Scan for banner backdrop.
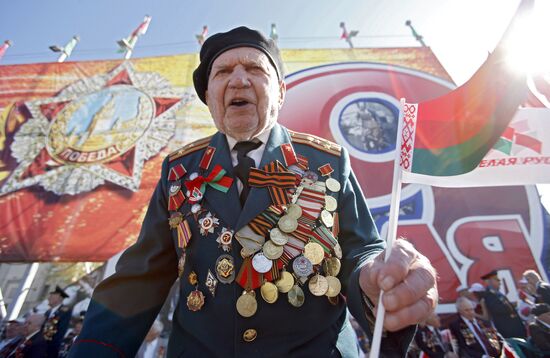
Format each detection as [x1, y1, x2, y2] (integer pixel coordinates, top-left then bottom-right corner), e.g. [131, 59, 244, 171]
[0, 48, 548, 311]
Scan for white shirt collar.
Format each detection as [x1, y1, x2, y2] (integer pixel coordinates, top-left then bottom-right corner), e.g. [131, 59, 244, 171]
[226, 127, 272, 152]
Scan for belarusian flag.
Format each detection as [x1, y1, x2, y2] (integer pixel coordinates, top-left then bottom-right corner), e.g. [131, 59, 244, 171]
[399, 0, 534, 186]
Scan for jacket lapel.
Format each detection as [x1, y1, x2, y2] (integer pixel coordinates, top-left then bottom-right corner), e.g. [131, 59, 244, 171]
[203, 132, 241, 228]
[235, 124, 291, 231]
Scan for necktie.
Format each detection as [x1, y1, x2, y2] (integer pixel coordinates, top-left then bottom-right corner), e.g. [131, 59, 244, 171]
[233, 141, 262, 206]
[471, 320, 499, 357]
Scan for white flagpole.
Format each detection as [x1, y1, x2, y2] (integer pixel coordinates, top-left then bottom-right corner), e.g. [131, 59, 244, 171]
[6, 263, 40, 320]
[369, 98, 406, 357]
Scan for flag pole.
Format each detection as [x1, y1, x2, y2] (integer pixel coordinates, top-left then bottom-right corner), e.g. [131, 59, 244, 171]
[369, 98, 406, 356]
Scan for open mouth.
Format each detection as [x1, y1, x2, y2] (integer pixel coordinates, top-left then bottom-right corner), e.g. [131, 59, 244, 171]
[229, 99, 251, 107]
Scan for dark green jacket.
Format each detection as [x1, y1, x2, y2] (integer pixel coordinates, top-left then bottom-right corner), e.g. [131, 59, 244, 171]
[70, 124, 414, 357]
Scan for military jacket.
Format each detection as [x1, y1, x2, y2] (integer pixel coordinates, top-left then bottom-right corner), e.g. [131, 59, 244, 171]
[484, 288, 526, 338]
[70, 124, 414, 357]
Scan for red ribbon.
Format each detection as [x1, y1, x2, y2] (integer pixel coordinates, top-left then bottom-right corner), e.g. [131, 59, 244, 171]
[184, 165, 233, 203]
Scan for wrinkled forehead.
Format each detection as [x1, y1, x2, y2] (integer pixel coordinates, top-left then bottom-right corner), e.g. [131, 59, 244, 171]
[209, 47, 277, 76]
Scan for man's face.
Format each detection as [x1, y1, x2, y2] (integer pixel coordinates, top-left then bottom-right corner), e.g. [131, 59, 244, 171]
[458, 301, 476, 320]
[5, 322, 24, 338]
[48, 292, 63, 307]
[487, 276, 500, 290]
[205, 47, 285, 141]
[24, 315, 44, 335]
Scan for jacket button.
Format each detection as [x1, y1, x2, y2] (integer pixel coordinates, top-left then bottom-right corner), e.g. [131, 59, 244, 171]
[243, 328, 257, 342]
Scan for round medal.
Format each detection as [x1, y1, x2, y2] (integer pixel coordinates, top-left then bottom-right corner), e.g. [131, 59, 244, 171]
[270, 228, 289, 246]
[186, 289, 205, 311]
[324, 196, 337, 212]
[324, 257, 341, 276]
[235, 225, 265, 255]
[308, 274, 329, 296]
[275, 271, 295, 293]
[325, 276, 342, 297]
[252, 252, 273, 273]
[169, 182, 181, 196]
[325, 178, 341, 192]
[303, 242, 325, 265]
[236, 291, 257, 317]
[288, 285, 305, 308]
[262, 240, 283, 260]
[320, 210, 334, 228]
[260, 282, 279, 304]
[218, 229, 233, 245]
[292, 255, 313, 277]
[191, 204, 202, 214]
[333, 243, 343, 259]
[278, 215, 298, 233]
[215, 254, 235, 284]
[286, 204, 302, 219]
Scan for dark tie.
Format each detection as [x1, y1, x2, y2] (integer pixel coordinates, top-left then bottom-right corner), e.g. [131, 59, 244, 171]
[471, 320, 499, 357]
[233, 141, 262, 206]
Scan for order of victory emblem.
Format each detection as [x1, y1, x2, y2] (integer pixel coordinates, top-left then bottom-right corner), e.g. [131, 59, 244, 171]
[1, 62, 194, 195]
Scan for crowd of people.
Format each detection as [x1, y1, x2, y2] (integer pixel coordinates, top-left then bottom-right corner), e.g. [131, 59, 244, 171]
[0, 268, 547, 357]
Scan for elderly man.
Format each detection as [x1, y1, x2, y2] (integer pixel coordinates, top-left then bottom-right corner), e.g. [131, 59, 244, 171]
[449, 297, 503, 358]
[69, 26, 437, 357]
[42, 285, 72, 357]
[523, 269, 550, 305]
[414, 312, 457, 358]
[9, 314, 47, 358]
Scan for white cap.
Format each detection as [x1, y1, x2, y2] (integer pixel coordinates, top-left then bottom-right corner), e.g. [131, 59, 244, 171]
[469, 283, 485, 293]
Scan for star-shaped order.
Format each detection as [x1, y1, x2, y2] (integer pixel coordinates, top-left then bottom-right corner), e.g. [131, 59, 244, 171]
[1, 62, 195, 195]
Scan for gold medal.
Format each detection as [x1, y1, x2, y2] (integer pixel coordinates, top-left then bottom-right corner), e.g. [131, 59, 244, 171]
[288, 284, 305, 307]
[187, 289, 205, 311]
[270, 228, 289, 246]
[236, 291, 257, 317]
[263, 240, 284, 260]
[275, 271, 295, 293]
[260, 281, 279, 303]
[324, 196, 337, 212]
[278, 215, 298, 233]
[308, 274, 329, 296]
[324, 257, 341, 276]
[325, 276, 342, 297]
[286, 204, 302, 219]
[320, 210, 334, 228]
[188, 271, 198, 286]
[303, 242, 325, 265]
[215, 254, 235, 284]
[325, 178, 341, 192]
[333, 242, 343, 259]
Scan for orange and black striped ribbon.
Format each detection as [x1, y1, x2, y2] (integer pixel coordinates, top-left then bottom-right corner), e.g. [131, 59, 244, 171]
[248, 165, 296, 206]
[249, 210, 280, 236]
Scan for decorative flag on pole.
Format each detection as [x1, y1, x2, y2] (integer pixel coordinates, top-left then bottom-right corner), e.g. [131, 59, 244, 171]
[339, 22, 358, 49]
[0, 40, 12, 62]
[196, 25, 208, 46]
[117, 15, 152, 59]
[49, 35, 80, 63]
[270, 23, 278, 43]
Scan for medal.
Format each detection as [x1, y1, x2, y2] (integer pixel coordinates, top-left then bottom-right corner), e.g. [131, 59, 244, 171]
[278, 215, 298, 233]
[236, 290, 257, 318]
[260, 281, 279, 304]
[216, 228, 234, 252]
[205, 269, 218, 297]
[252, 252, 273, 273]
[333, 243, 343, 259]
[198, 212, 219, 236]
[269, 228, 289, 246]
[323, 257, 341, 276]
[303, 242, 325, 265]
[308, 274, 329, 296]
[235, 225, 265, 257]
[325, 178, 341, 193]
[286, 203, 302, 219]
[292, 255, 313, 277]
[169, 212, 183, 228]
[262, 240, 284, 260]
[320, 210, 334, 228]
[190, 203, 205, 221]
[215, 254, 235, 284]
[169, 182, 181, 196]
[275, 271, 295, 293]
[324, 196, 337, 212]
[288, 285, 305, 308]
[177, 251, 186, 278]
[186, 289, 205, 312]
[303, 170, 318, 183]
[188, 271, 198, 286]
[325, 276, 341, 297]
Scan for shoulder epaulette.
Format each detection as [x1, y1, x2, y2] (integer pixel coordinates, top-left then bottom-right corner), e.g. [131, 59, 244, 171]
[289, 130, 341, 157]
[169, 135, 213, 162]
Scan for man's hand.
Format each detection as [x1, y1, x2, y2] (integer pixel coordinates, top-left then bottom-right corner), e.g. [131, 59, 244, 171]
[359, 238, 438, 331]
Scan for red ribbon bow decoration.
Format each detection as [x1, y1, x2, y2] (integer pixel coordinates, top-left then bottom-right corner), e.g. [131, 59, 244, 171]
[184, 165, 233, 204]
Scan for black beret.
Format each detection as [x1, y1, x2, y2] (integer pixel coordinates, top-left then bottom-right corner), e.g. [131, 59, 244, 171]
[193, 26, 284, 104]
[480, 270, 499, 280]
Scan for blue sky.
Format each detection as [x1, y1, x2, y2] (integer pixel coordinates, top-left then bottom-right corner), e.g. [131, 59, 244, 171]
[0, 0, 523, 84]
